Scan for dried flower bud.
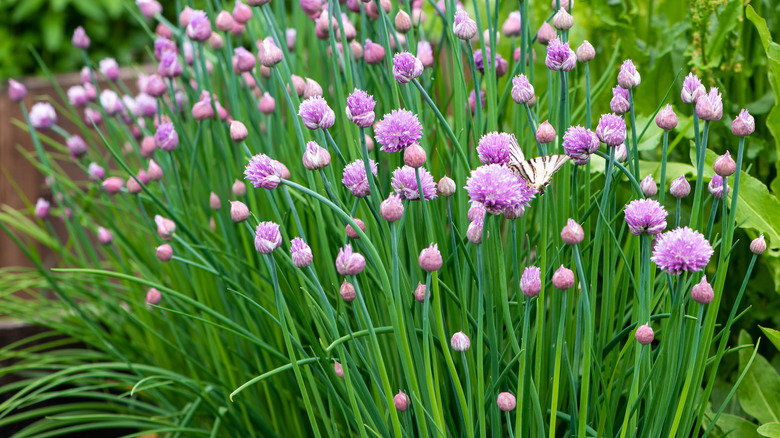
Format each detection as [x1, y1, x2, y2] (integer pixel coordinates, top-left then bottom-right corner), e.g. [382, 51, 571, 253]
[437, 176, 456, 197]
[414, 282, 428, 302]
[340, 280, 356, 302]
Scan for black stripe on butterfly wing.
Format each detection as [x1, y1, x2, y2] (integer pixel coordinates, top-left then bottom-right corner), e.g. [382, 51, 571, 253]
[522, 155, 570, 192]
[507, 134, 525, 166]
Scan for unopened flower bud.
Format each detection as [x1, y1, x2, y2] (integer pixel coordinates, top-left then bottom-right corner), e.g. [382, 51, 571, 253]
[290, 237, 313, 268]
[437, 176, 456, 197]
[147, 160, 163, 181]
[731, 109, 755, 137]
[640, 174, 657, 197]
[450, 331, 471, 351]
[496, 392, 517, 412]
[560, 218, 583, 245]
[233, 179, 246, 197]
[414, 282, 428, 302]
[156, 244, 173, 261]
[380, 194, 404, 222]
[230, 201, 250, 222]
[302, 141, 331, 170]
[395, 10, 412, 34]
[635, 323, 654, 345]
[404, 143, 427, 168]
[670, 175, 690, 199]
[333, 360, 344, 378]
[713, 151, 736, 177]
[655, 104, 678, 131]
[691, 276, 713, 304]
[346, 218, 366, 239]
[536, 121, 556, 144]
[340, 280, 356, 302]
[576, 40, 595, 63]
[750, 235, 766, 255]
[537, 22, 556, 45]
[102, 177, 124, 194]
[8, 79, 27, 102]
[467, 219, 483, 244]
[230, 120, 248, 142]
[394, 392, 409, 411]
[364, 39, 386, 65]
[552, 8, 573, 30]
[552, 265, 574, 290]
[146, 288, 162, 306]
[419, 243, 442, 272]
[209, 192, 221, 210]
[155, 214, 176, 240]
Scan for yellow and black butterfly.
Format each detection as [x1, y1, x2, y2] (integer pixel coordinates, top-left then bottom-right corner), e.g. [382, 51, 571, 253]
[506, 135, 570, 195]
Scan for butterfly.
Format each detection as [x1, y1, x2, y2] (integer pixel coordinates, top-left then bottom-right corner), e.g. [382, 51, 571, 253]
[507, 135, 570, 195]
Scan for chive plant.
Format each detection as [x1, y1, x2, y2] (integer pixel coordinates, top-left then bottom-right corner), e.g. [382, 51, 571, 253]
[0, 0, 766, 437]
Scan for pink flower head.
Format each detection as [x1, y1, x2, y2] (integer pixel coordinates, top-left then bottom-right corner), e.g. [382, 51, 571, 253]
[497, 392, 517, 412]
[342, 159, 378, 198]
[72, 26, 90, 49]
[391, 165, 437, 200]
[99, 58, 120, 81]
[453, 10, 477, 40]
[336, 244, 366, 275]
[450, 332, 471, 351]
[88, 162, 105, 180]
[681, 73, 705, 104]
[380, 193, 404, 222]
[477, 132, 516, 165]
[708, 175, 729, 200]
[245, 154, 284, 189]
[34, 198, 50, 219]
[136, 0, 163, 18]
[511, 74, 534, 104]
[473, 48, 504, 74]
[465, 164, 535, 214]
[67, 85, 88, 107]
[290, 237, 313, 268]
[364, 39, 386, 64]
[8, 79, 27, 102]
[258, 38, 283, 67]
[562, 126, 600, 164]
[750, 235, 766, 255]
[635, 324, 654, 345]
[691, 276, 714, 304]
[254, 221, 282, 254]
[298, 96, 335, 130]
[419, 243, 442, 272]
[596, 113, 626, 147]
[417, 41, 434, 68]
[552, 265, 575, 290]
[502, 11, 522, 37]
[392, 52, 424, 84]
[640, 174, 658, 197]
[146, 288, 162, 306]
[233, 47, 256, 73]
[670, 175, 691, 199]
[520, 266, 542, 298]
[154, 37, 177, 61]
[651, 227, 714, 275]
[610, 86, 630, 115]
[345, 89, 376, 128]
[695, 87, 723, 121]
[233, 1, 253, 24]
[158, 52, 183, 78]
[66, 136, 88, 159]
[186, 10, 212, 41]
[731, 109, 755, 137]
[545, 38, 576, 72]
[29, 103, 57, 130]
[97, 227, 113, 245]
[394, 391, 410, 411]
[617, 59, 641, 89]
[624, 199, 667, 236]
[375, 109, 423, 153]
[154, 123, 179, 151]
[154, 215, 176, 240]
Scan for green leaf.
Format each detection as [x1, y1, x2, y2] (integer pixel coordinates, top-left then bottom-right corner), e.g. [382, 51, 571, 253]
[704, 402, 763, 438]
[758, 423, 780, 438]
[759, 326, 780, 353]
[40, 13, 64, 52]
[738, 331, 780, 424]
[705, 0, 743, 69]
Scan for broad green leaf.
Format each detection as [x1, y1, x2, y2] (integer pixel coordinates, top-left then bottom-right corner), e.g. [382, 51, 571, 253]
[704, 402, 763, 438]
[738, 331, 780, 424]
[637, 114, 664, 152]
[759, 326, 780, 353]
[758, 423, 780, 438]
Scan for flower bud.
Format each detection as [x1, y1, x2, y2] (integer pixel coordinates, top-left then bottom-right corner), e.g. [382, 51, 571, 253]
[345, 218, 366, 239]
[209, 192, 221, 210]
[502, 11, 522, 37]
[614, 144, 628, 163]
[216, 10, 234, 31]
[403, 143, 427, 168]
[146, 288, 162, 306]
[289, 75, 306, 97]
[520, 266, 541, 298]
[635, 323, 654, 345]
[156, 244, 173, 261]
[708, 175, 728, 200]
[552, 265, 574, 290]
[496, 392, 517, 412]
[467, 219, 484, 244]
[229, 201, 250, 222]
[364, 39, 386, 65]
[8, 79, 27, 102]
[418, 243, 442, 272]
[336, 244, 365, 276]
[126, 177, 142, 194]
[146, 159, 163, 181]
[394, 391, 410, 411]
[102, 177, 124, 194]
[34, 198, 50, 219]
[414, 282, 428, 302]
[395, 10, 412, 34]
[450, 331, 471, 351]
[713, 151, 736, 177]
[731, 109, 755, 137]
[333, 360, 344, 378]
[335, 280, 356, 303]
[670, 175, 690, 199]
[437, 176, 456, 197]
[230, 120, 248, 142]
[750, 235, 766, 255]
[96, 227, 113, 244]
[691, 276, 713, 304]
[560, 218, 584, 245]
[511, 74, 534, 104]
[72, 26, 90, 49]
[537, 22, 556, 45]
[233, 179, 247, 197]
[640, 174, 657, 197]
[655, 104, 678, 131]
[258, 38, 283, 67]
[552, 8, 573, 31]
[536, 121, 556, 144]
[302, 141, 331, 170]
[380, 194, 404, 222]
[576, 40, 595, 63]
[155, 214, 176, 240]
[290, 237, 313, 268]
[258, 92, 276, 114]
[617, 59, 641, 89]
[233, 2, 253, 23]
[453, 10, 478, 41]
[303, 78, 323, 100]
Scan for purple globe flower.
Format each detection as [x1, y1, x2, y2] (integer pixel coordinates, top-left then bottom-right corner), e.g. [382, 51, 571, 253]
[245, 153, 284, 189]
[562, 126, 600, 165]
[158, 52, 183, 78]
[392, 52, 424, 84]
[731, 109, 755, 137]
[545, 38, 576, 72]
[298, 96, 335, 130]
[473, 48, 504, 74]
[617, 59, 641, 89]
[186, 10, 212, 41]
[72, 26, 90, 49]
[66, 136, 88, 159]
[29, 103, 57, 130]
[465, 164, 535, 215]
[511, 74, 534, 104]
[520, 266, 541, 298]
[695, 87, 723, 121]
[154, 37, 177, 61]
[233, 47, 256, 73]
[477, 132, 516, 165]
[391, 166, 437, 200]
[342, 159, 378, 198]
[624, 199, 668, 236]
[708, 175, 729, 200]
[596, 113, 627, 147]
[681, 73, 705, 104]
[375, 109, 423, 153]
[651, 227, 714, 275]
[610, 86, 630, 115]
[453, 9, 477, 40]
[67, 85, 88, 107]
[290, 237, 313, 268]
[345, 89, 376, 128]
[254, 221, 282, 254]
[336, 244, 366, 276]
[154, 123, 179, 151]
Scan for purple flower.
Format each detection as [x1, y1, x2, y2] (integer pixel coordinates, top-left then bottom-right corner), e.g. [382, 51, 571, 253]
[453, 10, 477, 40]
[610, 86, 630, 115]
[511, 74, 534, 104]
[158, 52, 183, 78]
[731, 109, 755, 137]
[562, 126, 600, 164]
[72, 26, 90, 49]
[391, 166, 437, 200]
[245, 154, 284, 189]
[651, 227, 714, 275]
[656, 104, 678, 131]
[473, 48, 504, 74]
[137, 0, 162, 18]
[66, 136, 88, 159]
[465, 164, 535, 215]
[393, 52, 424, 84]
[520, 266, 541, 298]
[417, 41, 434, 68]
[298, 96, 336, 130]
[345, 89, 376, 128]
[154, 37, 177, 61]
[708, 175, 729, 200]
[477, 132, 515, 165]
[624, 199, 668, 236]
[233, 47, 256, 73]
[134, 93, 157, 117]
[186, 10, 212, 41]
[681, 73, 705, 104]
[302, 141, 331, 170]
[336, 244, 366, 276]
[67, 86, 88, 107]
[99, 58, 120, 81]
[469, 90, 486, 114]
[545, 38, 576, 72]
[596, 113, 626, 147]
[88, 162, 105, 180]
[290, 237, 313, 268]
[695, 87, 723, 121]
[154, 123, 179, 151]
[342, 159, 378, 198]
[375, 109, 423, 153]
[29, 103, 57, 130]
[617, 59, 641, 89]
[34, 198, 50, 219]
[254, 221, 282, 254]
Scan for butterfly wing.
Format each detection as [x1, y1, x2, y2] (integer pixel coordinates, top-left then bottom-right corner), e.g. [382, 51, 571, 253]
[506, 134, 528, 178]
[517, 155, 570, 195]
